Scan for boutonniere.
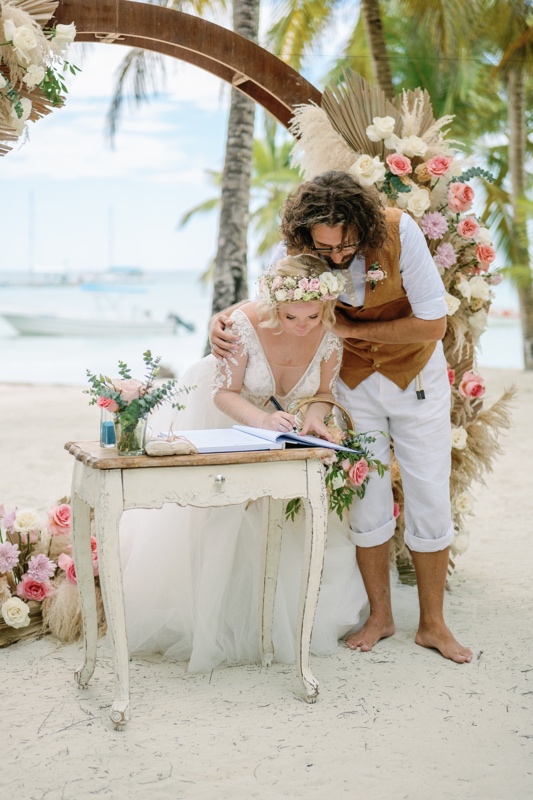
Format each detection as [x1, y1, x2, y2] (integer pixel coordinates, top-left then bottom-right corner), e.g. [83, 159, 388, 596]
[366, 261, 387, 291]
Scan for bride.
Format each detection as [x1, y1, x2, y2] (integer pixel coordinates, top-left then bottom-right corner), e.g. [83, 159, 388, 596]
[119, 255, 370, 672]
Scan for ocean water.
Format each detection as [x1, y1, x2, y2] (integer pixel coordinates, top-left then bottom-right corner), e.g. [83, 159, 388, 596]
[0, 271, 524, 385]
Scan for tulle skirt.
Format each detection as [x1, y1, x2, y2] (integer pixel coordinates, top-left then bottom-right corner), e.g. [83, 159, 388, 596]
[119, 356, 370, 672]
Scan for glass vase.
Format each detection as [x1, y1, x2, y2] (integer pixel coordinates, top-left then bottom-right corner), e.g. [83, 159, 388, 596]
[113, 414, 148, 456]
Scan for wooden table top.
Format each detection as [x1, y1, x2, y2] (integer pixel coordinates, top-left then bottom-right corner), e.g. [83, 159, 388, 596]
[65, 441, 331, 470]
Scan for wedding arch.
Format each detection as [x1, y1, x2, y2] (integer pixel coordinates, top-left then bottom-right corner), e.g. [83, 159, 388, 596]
[53, 0, 321, 127]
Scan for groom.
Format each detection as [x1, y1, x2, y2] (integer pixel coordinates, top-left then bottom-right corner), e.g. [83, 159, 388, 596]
[211, 170, 472, 664]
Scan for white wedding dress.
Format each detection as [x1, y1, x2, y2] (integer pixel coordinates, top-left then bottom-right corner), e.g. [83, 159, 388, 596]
[119, 310, 369, 673]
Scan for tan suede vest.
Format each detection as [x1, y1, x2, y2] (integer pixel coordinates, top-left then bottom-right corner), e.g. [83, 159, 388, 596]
[338, 208, 437, 390]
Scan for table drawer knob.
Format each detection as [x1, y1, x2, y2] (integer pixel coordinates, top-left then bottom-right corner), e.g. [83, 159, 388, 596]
[214, 474, 226, 485]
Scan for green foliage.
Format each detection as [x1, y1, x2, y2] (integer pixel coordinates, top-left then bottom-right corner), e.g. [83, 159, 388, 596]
[381, 172, 412, 201]
[450, 167, 495, 184]
[285, 431, 386, 522]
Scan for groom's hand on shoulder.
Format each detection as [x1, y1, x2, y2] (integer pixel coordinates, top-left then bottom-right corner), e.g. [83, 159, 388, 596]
[209, 314, 239, 359]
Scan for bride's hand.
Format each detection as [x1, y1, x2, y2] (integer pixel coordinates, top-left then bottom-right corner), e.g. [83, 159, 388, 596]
[299, 409, 334, 442]
[262, 411, 296, 433]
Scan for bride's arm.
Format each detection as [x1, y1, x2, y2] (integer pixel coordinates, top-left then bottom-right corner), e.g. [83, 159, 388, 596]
[299, 338, 342, 441]
[213, 344, 296, 431]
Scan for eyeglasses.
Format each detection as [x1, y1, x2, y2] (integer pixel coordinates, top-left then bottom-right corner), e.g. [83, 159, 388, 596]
[310, 243, 359, 255]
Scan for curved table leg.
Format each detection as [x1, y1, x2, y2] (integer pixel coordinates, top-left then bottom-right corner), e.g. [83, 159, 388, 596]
[95, 470, 130, 731]
[70, 477, 98, 689]
[299, 461, 328, 703]
[259, 498, 284, 667]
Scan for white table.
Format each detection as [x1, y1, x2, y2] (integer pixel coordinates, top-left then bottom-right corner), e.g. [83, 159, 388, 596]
[65, 442, 329, 730]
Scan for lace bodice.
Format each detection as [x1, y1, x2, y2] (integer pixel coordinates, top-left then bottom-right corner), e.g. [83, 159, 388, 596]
[213, 308, 342, 413]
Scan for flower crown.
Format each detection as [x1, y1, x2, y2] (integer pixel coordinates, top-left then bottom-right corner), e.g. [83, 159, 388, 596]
[258, 267, 346, 306]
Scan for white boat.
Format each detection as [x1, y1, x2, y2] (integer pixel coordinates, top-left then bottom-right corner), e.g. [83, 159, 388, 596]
[0, 309, 195, 337]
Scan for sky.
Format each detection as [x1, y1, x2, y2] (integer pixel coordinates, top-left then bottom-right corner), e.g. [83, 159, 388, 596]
[0, 43, 235, 275]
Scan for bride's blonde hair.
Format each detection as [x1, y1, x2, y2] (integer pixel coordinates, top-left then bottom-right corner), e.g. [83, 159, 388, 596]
[257, 254, 339, 330]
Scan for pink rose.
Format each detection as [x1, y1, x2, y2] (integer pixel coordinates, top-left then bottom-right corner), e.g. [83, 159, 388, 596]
[458, 370, 485, 400]
[447, 364, 456, 386]
[456, 217, 480, 240]
[272, 276, 283, 290]
[368, 269, 385, 282]
[58, 553, 77, 585]
[475, 244, 496, 268]
[90, 536, 97, 552]
[112, 378, 144, 403]
[426, 155, 453, 177]
[16, 575, 54, 602]
[340, 459, 351, 471]
[97, 396, 120, 413]
[448, 183, 474, 212]
[348, 459, 369, 486]
[393, 502, 401, 519]
[47, 503, 71, 535]
[386, 153, 412, 176]
[308, 278, 321, 291]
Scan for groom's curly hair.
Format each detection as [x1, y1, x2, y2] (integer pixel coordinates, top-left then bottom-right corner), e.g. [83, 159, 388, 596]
[280, 171, 388, 254]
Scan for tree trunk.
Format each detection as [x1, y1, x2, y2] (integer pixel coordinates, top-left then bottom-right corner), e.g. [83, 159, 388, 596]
[508, 67, 533, 370]
[208, 0, 260, 326]
[360, 0, 395, 99]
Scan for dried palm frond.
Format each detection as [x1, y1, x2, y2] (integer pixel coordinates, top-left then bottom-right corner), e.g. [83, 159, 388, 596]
[14, 0, 57, 24]
[321, 70, 399, 158]
[289, 103, 356, 178]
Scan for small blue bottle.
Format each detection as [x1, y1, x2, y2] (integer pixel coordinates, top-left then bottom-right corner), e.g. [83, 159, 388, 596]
[100, 409, 116, 448]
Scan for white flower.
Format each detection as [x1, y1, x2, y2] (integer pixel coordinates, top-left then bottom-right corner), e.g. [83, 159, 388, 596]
[293, 288, 303, 300]
[405, 187, 431, 217]
[330, 472, 346, 491]
[274, 289, 288, 302]
[53, 23, 77, 50]
[3, 19, 38, 66]
[395, 135, 428, 158]
[349, 154, 386, 187]
[468, 275, 491, 302]
[10, 97, 32, 133]
[1, 597, 31, 629]
[454, 491, 474, 515]
[468, 308, 488, 337]
[366, 116, 396, 141]
[455, 278, 472, 301]
[0, 75, 7, 89]
[451, 426, 468, 450]
[12, 508, 39, 535]
[444, 292, 461, 316]
[23, 64, 45, 88]
[475, 227, 492, 245]
[452, 531, 470, 555]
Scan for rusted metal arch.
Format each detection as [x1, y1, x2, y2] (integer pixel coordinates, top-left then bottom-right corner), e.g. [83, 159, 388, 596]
[53, 0, 321, 128]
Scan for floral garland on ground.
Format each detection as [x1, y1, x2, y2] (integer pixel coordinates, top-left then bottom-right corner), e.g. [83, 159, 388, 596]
[0, 0, 77, 156]
[289, 71, 514, 571]
[0, 500, 106, 641]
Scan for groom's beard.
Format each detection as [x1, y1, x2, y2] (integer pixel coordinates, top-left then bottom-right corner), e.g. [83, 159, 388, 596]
[321, 254, 354, 271]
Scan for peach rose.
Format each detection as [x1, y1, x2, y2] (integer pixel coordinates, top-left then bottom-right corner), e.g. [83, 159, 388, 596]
[16, 576, 54, 602]
[348, 459, 369, 486]
[47, 503, 71, 535]
[448, 182, 474, 212]
[97, 396, 120, 413]
[447, 364, 456, 386]
[458, 370, 485, 400]
[475, 243, 496, 267]
[456, 217, 480, 240]
[386, 153, 412, 176]
[112, 378, 144, 403]
[426, 155, 453, 177]
[58, 553, 77, 585]
[414, 163, 431, 183]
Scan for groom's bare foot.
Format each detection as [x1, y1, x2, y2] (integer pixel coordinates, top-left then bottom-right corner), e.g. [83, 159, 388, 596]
[346, 613, 395, 652]
[415, 622, 473, 663]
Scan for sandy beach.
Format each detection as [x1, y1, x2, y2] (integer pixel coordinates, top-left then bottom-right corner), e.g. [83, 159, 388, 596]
[1, 368, 532, 799]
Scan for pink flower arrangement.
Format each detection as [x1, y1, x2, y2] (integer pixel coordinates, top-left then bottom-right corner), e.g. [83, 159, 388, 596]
[458, 371, 486, 399]
[97, 396, 120, 413]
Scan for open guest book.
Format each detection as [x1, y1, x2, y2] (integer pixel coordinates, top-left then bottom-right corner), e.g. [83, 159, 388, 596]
[160, 426, 363, 455]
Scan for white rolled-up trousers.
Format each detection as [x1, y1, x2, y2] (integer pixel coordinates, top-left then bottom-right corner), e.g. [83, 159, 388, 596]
[335, 342, 454, 553]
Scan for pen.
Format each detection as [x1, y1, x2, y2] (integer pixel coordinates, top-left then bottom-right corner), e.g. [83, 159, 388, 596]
[269, 396, 298, 432]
